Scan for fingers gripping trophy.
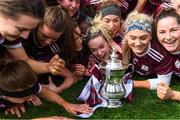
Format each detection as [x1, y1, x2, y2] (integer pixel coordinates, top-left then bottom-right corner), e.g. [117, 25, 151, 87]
[100, 48, 126, 108]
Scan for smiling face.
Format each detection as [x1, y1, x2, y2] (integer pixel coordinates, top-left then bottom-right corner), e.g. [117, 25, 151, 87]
[57, 0, 80, 17]
[125, 30, 151, 55]
[88, 36, 111, 62]
[157, 16, 180, 52]
[0, 14, 40, 41]
[102, 14, 121, 37]
[37, 24, 63, 47]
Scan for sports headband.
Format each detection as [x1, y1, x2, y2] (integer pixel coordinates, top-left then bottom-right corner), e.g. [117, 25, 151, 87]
[125, 20, 152, 34]
[101, 5, 121, 18]
[0, 82, 41, 98]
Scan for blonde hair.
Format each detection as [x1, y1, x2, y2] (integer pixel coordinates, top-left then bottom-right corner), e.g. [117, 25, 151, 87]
[123, 11, 153, 68]
[43, 6, 70, 32]
[85, 18, 112, 43]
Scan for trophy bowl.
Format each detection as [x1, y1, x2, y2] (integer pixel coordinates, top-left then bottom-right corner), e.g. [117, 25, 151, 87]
[99, 48, 126, 108]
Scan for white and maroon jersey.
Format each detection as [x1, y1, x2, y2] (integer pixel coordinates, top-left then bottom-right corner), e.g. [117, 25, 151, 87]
[172, 53, 180, 77]
[130, 40, 173, 76]
[0, 34, 22, 49]
[0, 35, 4, 44]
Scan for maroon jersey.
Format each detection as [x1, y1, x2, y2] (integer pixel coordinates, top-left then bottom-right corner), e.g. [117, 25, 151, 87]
[172, 53, 180, 77]
[143, 0, 171, 15]
[131, 40, 173, 76]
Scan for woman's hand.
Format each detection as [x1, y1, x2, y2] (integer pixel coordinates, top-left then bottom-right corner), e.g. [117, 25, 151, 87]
[157, 82, 174, 100]
[5, 104, 25, 118]
[42, 76, 59, 93]
[27, 95, 42, 106]
[48, 54, 65, 75]
[74, 64, 87, 76]
[63, 103, 93, 115]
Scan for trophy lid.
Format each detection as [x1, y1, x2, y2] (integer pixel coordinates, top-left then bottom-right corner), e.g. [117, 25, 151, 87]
[99, 47, 124, 70]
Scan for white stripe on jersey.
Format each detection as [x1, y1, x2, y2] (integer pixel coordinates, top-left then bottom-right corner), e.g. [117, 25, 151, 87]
[122, 0, 129, 9]
[3, 42, 22, 49]
[50, 43, 61, 54]
[50, 44, 56, 53]
[148, 48, 164, 62]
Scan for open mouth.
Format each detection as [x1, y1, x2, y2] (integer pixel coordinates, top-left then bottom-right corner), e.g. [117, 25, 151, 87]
[76, 45, 82, 51]
[164, 39, 176, 44]
[69, 9, 75, 15]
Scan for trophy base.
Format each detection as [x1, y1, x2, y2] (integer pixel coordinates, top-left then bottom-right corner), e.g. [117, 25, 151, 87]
[107, 99, 122, 108]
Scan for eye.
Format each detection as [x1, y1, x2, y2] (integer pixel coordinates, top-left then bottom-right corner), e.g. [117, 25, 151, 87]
[99, 45, 105, 49]
[130, 36, 136, 40]
[90, 49, 96, 53]
[158, 31, 165, 34]
[113, 19, 120, 23]
[104, 20, 110, 23]
[141, 36, 147, 40]
[171, 28, 178, 32]
[103, 19, 110, 23]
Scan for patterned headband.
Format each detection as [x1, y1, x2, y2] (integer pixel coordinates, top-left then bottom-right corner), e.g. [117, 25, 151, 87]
[125, 20, 152, 34]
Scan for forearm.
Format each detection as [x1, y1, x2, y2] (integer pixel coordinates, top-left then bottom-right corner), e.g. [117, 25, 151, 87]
[133, 80, 150, 89]
[171, 90, 180, 101]
[7, 47, 49, 74]
[26, 58, 49, 74]
[84, 68, 91, 76]
[134, 0, 147, 13]
[39, 87, 68, 107]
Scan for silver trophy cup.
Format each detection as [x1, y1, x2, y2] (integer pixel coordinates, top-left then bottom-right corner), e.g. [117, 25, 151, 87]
[100, 48, 126, 108]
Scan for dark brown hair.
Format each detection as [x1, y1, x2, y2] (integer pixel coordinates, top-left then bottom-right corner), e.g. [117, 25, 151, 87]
[155, 8, 180, 30]
[0, 0, 45, 20]
[0, 59, 37, 92]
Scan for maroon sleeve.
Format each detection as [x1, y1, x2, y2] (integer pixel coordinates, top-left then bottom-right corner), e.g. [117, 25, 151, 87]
[155, 46, 173, 75]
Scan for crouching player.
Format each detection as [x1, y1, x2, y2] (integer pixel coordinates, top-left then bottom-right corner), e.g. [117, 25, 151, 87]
[0, 59, 92, 118]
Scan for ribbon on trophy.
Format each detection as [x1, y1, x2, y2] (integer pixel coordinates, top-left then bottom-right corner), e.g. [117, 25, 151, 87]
[77, 64, 134, 118]
[76, 65, 107, 118]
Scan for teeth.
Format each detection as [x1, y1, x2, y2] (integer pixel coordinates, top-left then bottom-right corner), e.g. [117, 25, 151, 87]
[164, 39, 176, 44]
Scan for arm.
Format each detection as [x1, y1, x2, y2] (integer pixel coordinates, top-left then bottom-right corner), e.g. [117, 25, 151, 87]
[133, 72, 173, 90]
[38, 86, 93, 115]
[74, 64, 91, 77]
[7, 47, 65, 74]
[134, 0, 148, 13]
[157, 82, 180, 101]
[133, 80, 150, 89]
[42, 67, 76, 93]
